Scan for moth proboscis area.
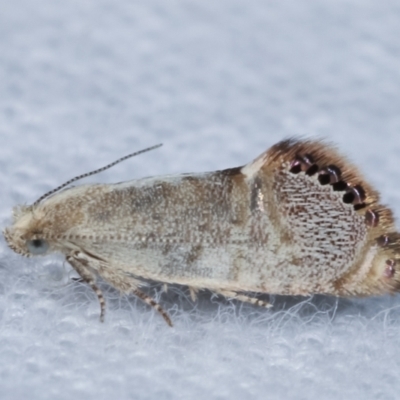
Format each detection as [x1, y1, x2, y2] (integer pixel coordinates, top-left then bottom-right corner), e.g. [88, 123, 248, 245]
[4, 139, 400, 326]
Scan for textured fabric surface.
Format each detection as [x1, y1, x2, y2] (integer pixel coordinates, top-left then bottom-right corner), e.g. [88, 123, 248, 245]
[1, 1, 400, 399]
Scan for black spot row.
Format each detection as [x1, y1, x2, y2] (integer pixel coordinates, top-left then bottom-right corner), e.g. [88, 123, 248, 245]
[289, 154, 316, 175]
[289, 154, 379, 228]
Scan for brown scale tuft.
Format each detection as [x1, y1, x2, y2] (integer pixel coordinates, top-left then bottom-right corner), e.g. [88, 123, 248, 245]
[267, 138, 381, 206]
[267, 138, 395, 229]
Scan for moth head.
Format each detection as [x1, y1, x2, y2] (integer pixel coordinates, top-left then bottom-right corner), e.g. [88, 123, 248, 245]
[3, 204, 52, 257]
[4, 143, 162, 258]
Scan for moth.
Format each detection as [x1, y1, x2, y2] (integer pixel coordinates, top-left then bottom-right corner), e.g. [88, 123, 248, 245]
[4, 139, 400, 326]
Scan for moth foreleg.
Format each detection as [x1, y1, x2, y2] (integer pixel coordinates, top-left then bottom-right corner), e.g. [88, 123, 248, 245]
[66, 255, 106, 322]
[133, 288, 173, 327]
[216, 289, 272, 308]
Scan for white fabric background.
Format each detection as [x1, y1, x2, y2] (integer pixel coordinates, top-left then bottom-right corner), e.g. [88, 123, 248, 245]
[1, 1, 400, 399]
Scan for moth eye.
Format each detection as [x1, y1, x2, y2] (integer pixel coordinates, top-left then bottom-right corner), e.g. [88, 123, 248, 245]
[26, 239, 49, 255]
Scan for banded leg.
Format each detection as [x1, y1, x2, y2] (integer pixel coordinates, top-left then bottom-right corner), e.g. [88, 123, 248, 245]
[84, 269, 171, 326]
[67, 256, 106, 322]
[216, 289, 272, 308]
[133, 288, 173, 327]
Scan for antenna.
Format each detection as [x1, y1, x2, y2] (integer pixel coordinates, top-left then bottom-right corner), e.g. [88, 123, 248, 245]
[33, 143, 163, 206]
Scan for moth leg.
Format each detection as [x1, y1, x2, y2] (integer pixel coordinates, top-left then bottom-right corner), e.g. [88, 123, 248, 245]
[97, 273, 171, 325]
[216, 289, 272, 308]
[163, 283, 197, 302]
[189, 286, 199, 302]
[66, 256, 106, 322]
[133, 288, 173, 327]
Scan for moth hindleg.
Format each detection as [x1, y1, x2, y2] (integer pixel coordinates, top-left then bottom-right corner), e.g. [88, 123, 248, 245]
[216, 289, 272, 308]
